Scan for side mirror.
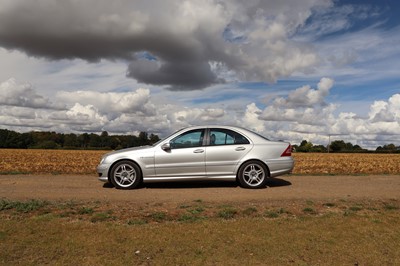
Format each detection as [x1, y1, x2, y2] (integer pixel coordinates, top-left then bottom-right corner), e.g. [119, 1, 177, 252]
[161, 143, 171, 151]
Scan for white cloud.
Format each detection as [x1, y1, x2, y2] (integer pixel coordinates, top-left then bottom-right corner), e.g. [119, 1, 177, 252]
[260, 77, 335, 124]
[0, 78, 64, 109]
[57, 88, 155, 116]
[369, 94, 400, 123]
[241, 78, 400, 148]
[1, 77, 399, 149]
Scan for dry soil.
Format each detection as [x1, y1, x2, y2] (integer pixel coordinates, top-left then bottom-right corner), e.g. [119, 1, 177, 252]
[1, 175, 399, 205]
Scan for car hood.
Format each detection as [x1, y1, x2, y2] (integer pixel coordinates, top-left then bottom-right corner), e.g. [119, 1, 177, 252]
[104, 145, 153, 157]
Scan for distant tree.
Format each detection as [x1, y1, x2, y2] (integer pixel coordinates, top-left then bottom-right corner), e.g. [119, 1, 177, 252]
[329, 140, 367, 153]
[127, 135, 139, 147]
[4, 130, 21, 148]
[149, 133, 160, 145]
[31, 140, 59, 149]
[345, 142, 354, 151]
[376, 143, 398, 153]
[63, 133, 79, 148]
[0, 128, 160, 150]
[385, 144, 396, 151]
[88, 133, 101, 148]
[330, 140, 346, 152]
[297, 140, 313, 152]
[78, 133, 90, 148]
[292, 144, 299, 152]
[310, 144, 327, 153]
[138, 131, 149, 146]
[353, 145, 363, 151]
[100, 131, 112, 148]
[19, 132, 34, 148]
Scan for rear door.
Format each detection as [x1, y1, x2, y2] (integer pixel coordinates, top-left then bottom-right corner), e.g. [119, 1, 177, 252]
[205, 128, 252, 176]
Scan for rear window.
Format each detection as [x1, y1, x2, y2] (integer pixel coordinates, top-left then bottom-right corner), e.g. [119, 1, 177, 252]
[209, 128, 250, 145]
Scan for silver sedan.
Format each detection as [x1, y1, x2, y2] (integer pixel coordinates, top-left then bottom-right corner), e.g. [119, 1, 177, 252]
[97, 125, 294, 189]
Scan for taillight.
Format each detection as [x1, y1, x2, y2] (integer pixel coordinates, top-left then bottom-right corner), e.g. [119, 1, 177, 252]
[281, 144, 292, 157]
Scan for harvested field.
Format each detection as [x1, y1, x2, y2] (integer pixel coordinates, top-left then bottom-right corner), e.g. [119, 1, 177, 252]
[0, 149, 399, 175]
[293, 153, 400, 175]
[0, 149, 104, 174]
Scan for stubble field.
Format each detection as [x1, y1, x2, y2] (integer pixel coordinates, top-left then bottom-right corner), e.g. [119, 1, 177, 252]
[1, 148, 399, 175]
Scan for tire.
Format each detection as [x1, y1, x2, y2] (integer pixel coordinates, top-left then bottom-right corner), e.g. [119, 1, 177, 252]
[237, 161, 268, 189]
[109, 160, 142, 189]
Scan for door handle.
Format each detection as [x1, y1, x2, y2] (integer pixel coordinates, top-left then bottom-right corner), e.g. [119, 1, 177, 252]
[193, 149, 204, 153]
[235, 147, 246, 151]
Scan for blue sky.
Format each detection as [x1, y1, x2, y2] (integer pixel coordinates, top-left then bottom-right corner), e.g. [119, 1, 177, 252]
[0, 0, 399, 149]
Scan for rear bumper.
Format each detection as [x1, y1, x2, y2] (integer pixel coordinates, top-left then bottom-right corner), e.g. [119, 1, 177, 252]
[266, 157, 294, 177]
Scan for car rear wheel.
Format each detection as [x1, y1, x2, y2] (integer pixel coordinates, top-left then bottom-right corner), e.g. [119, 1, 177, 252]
[238, 161, 268, 189]
[109, 160, 141, 189]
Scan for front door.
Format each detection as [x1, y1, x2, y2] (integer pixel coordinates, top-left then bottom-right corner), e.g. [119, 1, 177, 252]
[154, 129, 206, 177]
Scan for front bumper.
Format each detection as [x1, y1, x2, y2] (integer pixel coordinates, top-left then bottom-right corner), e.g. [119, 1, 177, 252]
[96, 163, 111, 182]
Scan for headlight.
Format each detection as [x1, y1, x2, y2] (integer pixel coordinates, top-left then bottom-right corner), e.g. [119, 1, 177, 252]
[99, 157, 106, 164]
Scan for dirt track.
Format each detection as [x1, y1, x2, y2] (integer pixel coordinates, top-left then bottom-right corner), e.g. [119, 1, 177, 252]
[1, 175, 399, 205]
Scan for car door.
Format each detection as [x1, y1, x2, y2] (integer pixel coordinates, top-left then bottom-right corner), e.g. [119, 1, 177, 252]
[154, 129, 206, 177]
[205, 128, 252, 176]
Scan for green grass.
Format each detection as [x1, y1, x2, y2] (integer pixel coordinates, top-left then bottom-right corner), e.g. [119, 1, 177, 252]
[242, 207, 258, 216]
[1, 211, 400, 265]
[264, 210, 279, 218]
[0, 199, 48, 213]
[90, 211, 114, 223]
[78, 207, 95, 215]
[303, 207, 317, 214]
[217, 207, 237, 219]
[127, 219, 147, 225]
[384, 204, 399, 210]
[178, 214, 204, 222]
[188, 207, 205, 215]
[1, 198, 399, 264]
[349, 206, 363, 212]
[150, 211, 167, 222]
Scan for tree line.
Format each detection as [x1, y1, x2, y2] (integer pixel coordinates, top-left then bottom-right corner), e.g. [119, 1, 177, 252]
[0, 129, 160, 150]
[293, 140, 400, 153]
[1, 128, 398, 152]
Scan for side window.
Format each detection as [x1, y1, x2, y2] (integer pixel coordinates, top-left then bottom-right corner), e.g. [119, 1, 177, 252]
[233, 132, 250, 144]
[209, 129, 250, 146]
[170, 129, 204, 149]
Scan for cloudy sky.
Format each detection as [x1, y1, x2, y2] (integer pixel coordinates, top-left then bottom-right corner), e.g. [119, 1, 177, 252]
[0, 0, 399, 149]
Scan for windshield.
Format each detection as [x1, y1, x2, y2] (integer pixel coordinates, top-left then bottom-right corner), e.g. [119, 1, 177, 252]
[152, 128, 185, 146]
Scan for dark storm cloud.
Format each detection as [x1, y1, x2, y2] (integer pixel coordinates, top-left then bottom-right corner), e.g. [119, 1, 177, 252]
[127, 59, 221, 90]
[0, 1, 202, 61]
[0, 0, 329, 90]
[0, 0, 230, 90]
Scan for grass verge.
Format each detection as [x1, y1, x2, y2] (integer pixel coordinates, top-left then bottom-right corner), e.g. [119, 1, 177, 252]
[0, 198, 399, 265]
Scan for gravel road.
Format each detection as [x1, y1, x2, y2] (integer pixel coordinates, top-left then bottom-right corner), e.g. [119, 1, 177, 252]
[1, 175, 399, 205]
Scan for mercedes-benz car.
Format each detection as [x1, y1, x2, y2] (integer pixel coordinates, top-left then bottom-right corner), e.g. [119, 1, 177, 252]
[97, 125, 294, 189]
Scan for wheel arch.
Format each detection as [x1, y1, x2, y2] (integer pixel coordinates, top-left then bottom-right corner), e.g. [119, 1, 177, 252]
[107, 158, 143, 183]
[236, 159, 271, 181]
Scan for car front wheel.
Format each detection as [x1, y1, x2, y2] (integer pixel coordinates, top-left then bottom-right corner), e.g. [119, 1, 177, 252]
[109, 160, 141, 189]
[238, 161, 268, 189]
